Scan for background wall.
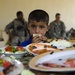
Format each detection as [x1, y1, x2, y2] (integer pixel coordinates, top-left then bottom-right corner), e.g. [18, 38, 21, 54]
[0, 0, 75, 31]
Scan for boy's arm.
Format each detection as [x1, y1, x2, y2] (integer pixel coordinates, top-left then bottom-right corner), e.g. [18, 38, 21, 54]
[20, 37, 32, 47]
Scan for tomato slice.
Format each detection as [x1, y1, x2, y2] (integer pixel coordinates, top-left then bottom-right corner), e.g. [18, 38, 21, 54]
[5, 46, 12, 52]
[70, 61, 75, 67]
[16, 46, 25, 51]
[2, 60, 12, 68]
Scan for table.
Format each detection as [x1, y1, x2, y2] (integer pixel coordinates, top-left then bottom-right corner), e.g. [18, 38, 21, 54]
[19, 49, 75, 75]
[19, 40, 75, 75]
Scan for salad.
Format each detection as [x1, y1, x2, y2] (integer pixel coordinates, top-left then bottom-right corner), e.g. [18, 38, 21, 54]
[0, 56, 16, 75]
[0, 46, 26, 54]
[0, 57, 12, 68]
[4, 46, 26, 53]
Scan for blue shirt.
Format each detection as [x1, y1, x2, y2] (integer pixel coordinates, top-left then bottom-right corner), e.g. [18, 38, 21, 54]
[20, 36, 32, 47]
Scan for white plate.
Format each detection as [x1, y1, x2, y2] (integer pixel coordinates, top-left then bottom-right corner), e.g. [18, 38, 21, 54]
[29, 50, 75, 72]
[49, 39, 72, 49]
[25, 43, 59, 56]
[0, 59, 24, 75]
[0, 46, 26, 58]
[25, 44, 38, 56]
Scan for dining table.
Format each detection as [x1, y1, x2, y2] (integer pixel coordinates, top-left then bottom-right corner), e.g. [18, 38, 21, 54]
[18, 39, 75, 75]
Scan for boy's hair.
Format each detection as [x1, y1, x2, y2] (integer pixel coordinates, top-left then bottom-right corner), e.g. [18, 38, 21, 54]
[55, 13, 60, 17]
[16, 11, 23, 17]
[28, 9, 49, 24]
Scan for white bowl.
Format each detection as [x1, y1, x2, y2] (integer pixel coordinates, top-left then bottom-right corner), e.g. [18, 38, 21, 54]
[4, 52, 26, 58]
[0, 46, 26, 58]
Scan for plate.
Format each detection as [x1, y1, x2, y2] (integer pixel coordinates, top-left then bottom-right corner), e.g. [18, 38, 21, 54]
[25, 43, 59, 56]
[29, 50, 75, 72]
[0, 58, 24, 75]
[0, 46, 26, 58]
[49, 39, 72, 49]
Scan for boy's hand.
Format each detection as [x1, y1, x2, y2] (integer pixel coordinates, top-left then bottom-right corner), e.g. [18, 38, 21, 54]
[32, 35, 47, 43]
[32, 36, 41, 43]
[41, 36, 47, 42]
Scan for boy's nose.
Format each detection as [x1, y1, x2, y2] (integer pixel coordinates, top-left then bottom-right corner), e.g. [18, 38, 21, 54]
[35, 27, 39, 33]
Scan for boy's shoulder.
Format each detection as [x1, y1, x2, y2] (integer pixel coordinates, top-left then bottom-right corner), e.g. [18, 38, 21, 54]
[20, 36, 32, 47]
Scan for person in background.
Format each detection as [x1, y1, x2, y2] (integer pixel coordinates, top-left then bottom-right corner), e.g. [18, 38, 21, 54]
[5, 11, 29, 46]
[20, 9, 49, 47]
[66, 28, 75, 39]
[46, 13, 67, 39]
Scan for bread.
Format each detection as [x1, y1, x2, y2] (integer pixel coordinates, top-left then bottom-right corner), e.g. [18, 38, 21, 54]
[33, 34, 41, 37]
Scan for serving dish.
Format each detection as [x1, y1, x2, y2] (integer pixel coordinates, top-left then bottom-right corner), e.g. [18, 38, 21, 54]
[49, 39, 72, 49]
[29, 50, 75, 72]
[25, 43, 59, 56]
[0, 56, 24, 75]
[0, 46, 26, 58]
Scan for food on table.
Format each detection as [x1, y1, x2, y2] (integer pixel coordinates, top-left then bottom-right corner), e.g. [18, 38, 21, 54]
[2, 59, 12, 68]
[46, 39, 53, 42]
[0, 72, 4, 75]
[0, 56, 17, 75]
[38, 58, 75, 68]
[3, 64, 16, 74]
[0, 49, 4, 53]
[21, 70, 35, 75]
[0, 49, 2, 53]
[49, 39, 72, 49]
[16, 46, 25, 51]
[0, 59, 2, 66]
[5, 46, 25, 53]
[28, 43, 59, 55]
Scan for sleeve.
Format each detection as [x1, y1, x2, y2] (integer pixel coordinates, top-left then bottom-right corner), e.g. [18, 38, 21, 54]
[20, 40, 30, 47]
[20, 37, 32, 47]
[61, 22, 66, 38]
[5, 21, 14, 34]
[50, 23, 59, 38]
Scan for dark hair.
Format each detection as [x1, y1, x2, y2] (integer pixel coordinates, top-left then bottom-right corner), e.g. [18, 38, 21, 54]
[16, 11, 23, 17]
[28, 9, 49, 24]
[55, 13, 60, 17]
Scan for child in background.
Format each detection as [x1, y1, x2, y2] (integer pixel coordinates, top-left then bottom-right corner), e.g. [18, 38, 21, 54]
[20, 9, 49, 46]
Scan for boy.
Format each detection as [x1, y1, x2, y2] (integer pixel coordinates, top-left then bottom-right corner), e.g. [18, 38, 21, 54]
[20, 9, 49, 46]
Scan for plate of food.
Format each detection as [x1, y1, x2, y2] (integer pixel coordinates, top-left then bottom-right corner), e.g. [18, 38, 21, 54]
[49, 39, 72, 49]
[0, 55, 24, 75]
[25, 43, 59, 56]
[0, 46, 26, 58]
[29, 50, 75, 72]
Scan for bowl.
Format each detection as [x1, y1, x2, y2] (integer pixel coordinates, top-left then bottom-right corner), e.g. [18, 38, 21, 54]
[0, 46, 26, 58]
[4, 52, 26, 58]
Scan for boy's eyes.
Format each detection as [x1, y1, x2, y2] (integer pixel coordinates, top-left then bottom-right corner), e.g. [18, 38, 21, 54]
[39, 26, 45, 28]
[31, 25, 36, 28]
[30, 24, 46, 28]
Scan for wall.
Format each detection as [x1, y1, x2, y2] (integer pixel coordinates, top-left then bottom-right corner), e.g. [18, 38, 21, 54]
[0, 0, 75, 31]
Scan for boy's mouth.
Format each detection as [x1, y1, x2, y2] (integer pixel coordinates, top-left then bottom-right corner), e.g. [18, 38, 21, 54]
[33, 34, 42, 37]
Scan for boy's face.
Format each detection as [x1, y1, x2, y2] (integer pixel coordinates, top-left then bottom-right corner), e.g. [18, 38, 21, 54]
[28, 20, 48, 36]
